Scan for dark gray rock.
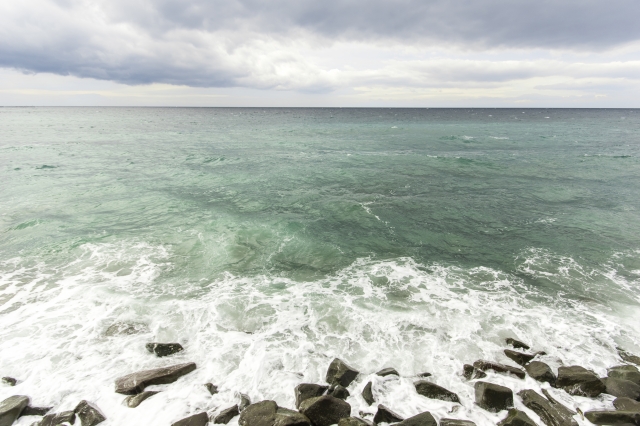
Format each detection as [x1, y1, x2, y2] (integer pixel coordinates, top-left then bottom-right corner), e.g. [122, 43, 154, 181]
[214, 406, 239, 424]
[124, 391, 160, 408]
[396, 412, 436, 426]
[603, 378, 640, 400]
[338, 417, 370, 426]
[274, 407, 312, 426]
[619, 349, 640, 366]
[475, 381, 513, 412]
[498, 409, 537, 426]
[416, 373, 432, 378]
[517, 389, 577, 426]
[473, 361, 525, 379]
[74, 401, 105, 426]
[105, 322, 149, 336]
[326, 359, 359, 387]
[414, 381, 460, 403]
[37, 411, 76, 426]
[609, 365, 640, 386]
[299, 396, 351, 426]
[462, 365, 486, 380]
[556, 366, 605, 397]
[440, 419, 476, 426]
[525, 361, 556, 386]
[295, 384, 328, 409]
[506, 338, 530, 350]
[504, 350, 535, 366]
[20, 406, 53, 417]
[146, 342, 184, 357]
[615, 398, 640, 412]
[114, 362, 197, 394]
[239, 401, 278, 426]
[238, 394, 251, 412]
[373, 405, 403, 424]
[205, 383, 219, 395]
[330, 385, 350, 400]
[1, 378, 16, 387]
[362, 382, 375, 406]
[585, 411, 640, 425]
[172, 412, 209, 426]
[376, 368, 399, 377]
[0, 395, 30, 426]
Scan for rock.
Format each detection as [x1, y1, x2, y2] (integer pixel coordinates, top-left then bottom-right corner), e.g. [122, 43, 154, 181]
[330, 385, 350, 400]
[172, 412, 209, 426]
[473, 361, 526, 379]
[38, 411, 76, 426]
[376, 368, 399, 377]
[326, 359, 359, 387]
[440, 420, 476, 426]
[556, 366, 605, 397]
[498, 409, 537, 426]
[0, 395, 30, 426]
[295, 384, 328, 409]
[74, 401, 105, 426]
[105, 322, 149, 336]
[416, 373, 432, 378]
[114, 362, 197, 394]
[414, 381, 460, 403]
[20, 406, 53, 417]
[619, 349, 640, 366]
[585, 411, 640, 425]
[504, 350, 535, 366]
[239, 401, 278, 426]
[609, 365, 640, 386]
[396, 412, 437, 426]
[373, 405, 403, 424]
[205, 383, 219, 395]
[603, 378, 640, 400]
[299, 396, 351, 426]
[274, 407, 312, 426]
[339, 417, 371, 426]
[1, 378, 16, 387]
[238, 394, 251, 412]
[362, 382, 375, 406]
[146, 343, 184, 357]
[462, 365, 486, 380]
[55, 411, 76, 424]
[124, 391, 160, 408]
[214, 406, 240, 424]
[614, 398, 640, 412]
[517, 389, 577, 426]
[525, 361, 556, 386]
[506, 338, 530, 350]
[475, 381, 513, 412]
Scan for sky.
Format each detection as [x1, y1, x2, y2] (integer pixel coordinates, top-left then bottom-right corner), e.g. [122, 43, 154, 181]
[1, 0, 640, 107]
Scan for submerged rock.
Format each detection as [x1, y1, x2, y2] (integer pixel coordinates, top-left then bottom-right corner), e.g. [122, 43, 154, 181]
[172, 412, 209, 426]
[74, 400, 106, 426]
[618, 349, 640, 366]
[504, 350, 535, 366]
[124, 391, 160, 408]
[373, 405, 403, 424]
[238, 394, 251, 412]
[146, 343, 184, 357]
[506, 338, 530, 350]
[585, 410, 640, 425]
[299, 396, 351, 426]
[214, 406, 240, 424]
[525, 361, 556, 386]
[295, 384, 328, 409]
[556, 366, 605, 397]
[1, 378, 16, 387]
[517, 389, 577, 426]
[414, 381, 460, 403]
[396, 412, 436, 426]
[603, 378, 640, 400]
[205, 383, 219, 395]
[498, 409, 537, 426]
[114, 362, 197, 394]
[376, 368, 399, 377]
[475, 381, 513, 412]
[20, 406, 53, 417]
[614, 398, 640, 412]
[609, 365, 640, 386]
[326, 359, 359, 387]
[462, 365, 486, 380]
[274, 407, 312, 426]
[362, 382, 375, 406]
[105, 322, 149, 336]
[339, 417, 371, 426]
[239, 401, 278, 426]
[440, 420, 476, 426]
[0, 395, 30, 426]
[416, 373, 432, 378]
[330, 385, 350, 400]
[473, 361, 525, 379]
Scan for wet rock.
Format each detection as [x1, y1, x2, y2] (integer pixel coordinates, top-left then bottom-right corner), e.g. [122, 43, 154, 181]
[0, 395, 30, 426]
[55, 411, 76, 424]
[619, 349, 640, 366]
[214, 406, 239, 424]
[498, 409, 537, 426]
[475, 381, 513, 412]
[473, 361, 525, 379]
[609, 365, 640, 386]
[585, 411, 640, 425]
[146, 343, 184, 357]
[556, 366, 605, 397]
[462, 365, 486, 380]
[506, 338, 530, 350]
[20, 406, 53, 417]
[239, 401, 278, 426]
[326, 359, 359, 387]
[376, 368, 399, 377]
[339, 417, 371, 426]
[525, 361, 556, 386]
[416, 373, 432, 378]
[504, 350, 535, 366]
[362, 382, 375, 406]
[295, 384, 328, 409]
[330, 385, 350, 400]
[603, 378, 640, 400]
[1, 378, 16, 387]
[614, 398, 640, 412]
[205, 383, 219, 395]
[396, 412, 437, 426]
[440, 419, 476, 426]
[414, 381, 460, 403]
[274, 407, 312, 426]
[238, 394, 251, 412]
[38, 411, 76, 426]
[172, 412, 209, 426]
[115, 362, 197, 394]
[299, 396, 351, 426]
[105, 322, 149, 336]
[518, 389, 577, 426]
[74, 400, 105, 426]
[373, 405, 403, 424]
[124, 391, 160, 408]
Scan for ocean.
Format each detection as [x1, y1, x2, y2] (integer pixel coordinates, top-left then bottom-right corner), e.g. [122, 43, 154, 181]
[1, 107, 640, 425]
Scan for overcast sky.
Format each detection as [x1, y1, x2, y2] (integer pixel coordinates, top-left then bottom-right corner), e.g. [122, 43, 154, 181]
[1, 0, 640, 106]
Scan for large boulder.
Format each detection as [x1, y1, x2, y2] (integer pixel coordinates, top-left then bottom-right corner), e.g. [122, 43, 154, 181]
[525, 361, 556, 386]
[497, 409, 537, 426]
[603, 378, 640, 399]
[376, 368, 399, 377]
[473, 361, 525, 379]
[556, 366, 605, 397]
[124, 391, 160, 408]
[517, 389, 577, 426]
[362, 382, 375, 406]
[299, 396, 351, 426]
[585, 411, 640, 425]
[609, 365, 640, 386]
[396, 412, 436, 426]
[506, 338, 530, 350]
[462, 365, 486, 380]
[504, 350, 535, 366]
[214, 406, 239, 424]
[619, 349, 640, 366]
[239, 401, 278, 426]
[373, 405, 403, 424]
[74, 400, 106, 426]
[0, 396, 30, 426]
[338, 417, 371, 426]
[295, 384, 328, 409]
[614, 398, 640, 412]
[414, 381, 460, 403]
[172, 412, 209, 426]
[146, 343, 184, 357]
[274, 407, 312, 426]
[440, 420, 475, 426]
[475, 382, 513, 412]
[115, 362, 197, 394]
[326, 359, 359, 387]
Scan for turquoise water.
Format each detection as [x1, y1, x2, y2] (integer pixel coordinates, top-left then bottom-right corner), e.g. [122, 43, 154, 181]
[1, 108, 640, 425]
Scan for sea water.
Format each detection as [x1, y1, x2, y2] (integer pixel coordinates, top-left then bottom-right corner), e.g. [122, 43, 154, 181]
[1, 107, 640, 425]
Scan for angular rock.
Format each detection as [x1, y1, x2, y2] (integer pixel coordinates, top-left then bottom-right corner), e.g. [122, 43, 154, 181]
[556, 366, 605, 397]
[146, 343, 184, 357]
[295, 384, 328, 409]
[238, 394, 251, 412]
[463, 365, 486, 380]
[330, 385, 350, 400]
[205, 383, 219, 395]
[373, 405, 403, 424]
[525, 361, 556, 386]
[585, 411, 640, 425]
[326, 359, 359, 387]
[396, 412, 436, 426]
[603, 378, 640, 400]
[105, 322, 149, 336]
[20, 406, 53, 417]
[115, 362, 197, 394]
[124, 391, 159, 408]
[376, 368, 399, 377]
[74, 401, 105, 426]
[609, 365, 640, 386]
[506, 338, 530, 350]
[614, 398, 640, 412]
[274, 407, 312, 426]
[339, 417, 370, 426]
[440, 420, 476, 426]
[214, 406, 239, 424]
[362, 382, 375, 406]
[172, 412, 209, 426]
[299, 396, 351, 426]
[239, 401, 278, 426]
[473, 361, 525, 379]
[1, 378, 16, 387]
[498, 409, 537, 426]
[518, 389, 577, 426]
[414, 381, 460, 403]
[475, 381, 513, 412]
[0, 395, 30, 426]
[504, 350, 535, 366]
[619, 349, 640, 366]
[38, 411, 76, 426]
